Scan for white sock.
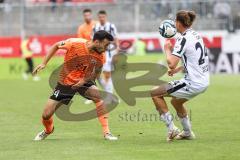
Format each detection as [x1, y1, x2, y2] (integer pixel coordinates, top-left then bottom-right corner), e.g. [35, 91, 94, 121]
[160, 111, 175, 132]
[179, 115, 191, 133]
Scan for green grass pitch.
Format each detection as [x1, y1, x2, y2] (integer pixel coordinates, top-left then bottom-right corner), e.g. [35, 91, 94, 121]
[0, 55, 240, 160]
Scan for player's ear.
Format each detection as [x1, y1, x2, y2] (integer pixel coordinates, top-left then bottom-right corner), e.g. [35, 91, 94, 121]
[94, 40, 100, 46]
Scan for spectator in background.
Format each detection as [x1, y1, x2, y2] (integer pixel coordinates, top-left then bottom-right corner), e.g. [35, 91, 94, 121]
[135, 38, 146, 56]
[77, 9, 96, 40]
[21, 36, 40, 81]
[213, 1, 234, 32]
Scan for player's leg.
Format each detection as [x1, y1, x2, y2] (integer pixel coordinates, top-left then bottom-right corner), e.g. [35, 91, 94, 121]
[25, 57, 33, 74]
[150, 84, 180, 141]
[23, 57, 40, 81]
[85, 70, 112, 104]
[22, 57, 32, 80]
[34, 83, 74, 141]
[99, 51, 114, 95]
[34, 99, 62, 141]
[30, 58, 40, 81]
[84, 84, 117, 140]
[102, 71, 113, 94]
[170, 97, 195, 140]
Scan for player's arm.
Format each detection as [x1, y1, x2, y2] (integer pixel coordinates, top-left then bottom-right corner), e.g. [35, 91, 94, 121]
[168, 66, 184, 76]
[112, 24, 120, 53]
[165, 37, 186, 76]
[32, 40, 71, 75]
[72, 66, 102, 89]
[164, 40, 180, 70]
[113, 37, 119, 53]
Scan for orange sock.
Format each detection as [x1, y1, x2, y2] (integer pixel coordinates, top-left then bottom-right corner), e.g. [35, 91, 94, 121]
[42, 116, 54, 134]
[95, 101, 110, 135]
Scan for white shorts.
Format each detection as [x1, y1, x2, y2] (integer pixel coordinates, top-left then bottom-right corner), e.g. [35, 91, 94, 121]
[102, 50, 116, 72]
[168, 79, 208, 100]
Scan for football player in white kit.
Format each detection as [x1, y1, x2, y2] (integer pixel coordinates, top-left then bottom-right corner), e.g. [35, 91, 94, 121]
[92, 10, 119, 102]
[151, 10, 210, 142]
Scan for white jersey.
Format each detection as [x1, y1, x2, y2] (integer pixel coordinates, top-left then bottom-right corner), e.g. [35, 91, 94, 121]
[92, 22, 117, 42]
[92, 22, 118, 72]
[172, 28, 210, 88]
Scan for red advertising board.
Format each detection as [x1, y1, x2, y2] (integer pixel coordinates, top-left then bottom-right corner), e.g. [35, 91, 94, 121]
[0, 34, 222, 58]
[0, 35, 72, 58]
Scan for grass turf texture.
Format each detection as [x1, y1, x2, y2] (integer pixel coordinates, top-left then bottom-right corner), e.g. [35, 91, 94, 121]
[0, 54, 240, 160]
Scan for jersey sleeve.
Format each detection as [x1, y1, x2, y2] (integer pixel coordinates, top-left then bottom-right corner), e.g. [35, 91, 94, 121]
[110, 24, 118, 38]
[172, 36, 186, 58]
[58, 39, 73, 51]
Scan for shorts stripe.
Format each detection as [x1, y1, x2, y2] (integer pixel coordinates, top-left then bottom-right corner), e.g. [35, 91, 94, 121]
[167, 82, 186, 94]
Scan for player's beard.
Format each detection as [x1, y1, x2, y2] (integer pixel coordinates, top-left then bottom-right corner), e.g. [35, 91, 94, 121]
[92, 46, 103, 54]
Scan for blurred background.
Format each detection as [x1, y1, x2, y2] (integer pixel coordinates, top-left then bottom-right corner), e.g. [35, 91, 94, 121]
[0, 0, 240, 77]
[1, 0, 240, 35]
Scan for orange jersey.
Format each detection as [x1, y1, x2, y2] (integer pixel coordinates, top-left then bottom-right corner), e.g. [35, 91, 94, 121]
[77, 21, 96, 40]
[58, 38, 105, 85]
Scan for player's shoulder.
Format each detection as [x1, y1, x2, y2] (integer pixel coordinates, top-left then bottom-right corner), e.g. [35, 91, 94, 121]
[183, 29, 201, 40]
[66, 38, 88, 48]
[78, 23, 86, 29]
[67, 38, 87, 43]
[106, 21, 116, 28]
[94, 21, 101, 27]
[92, 20, 97, 26]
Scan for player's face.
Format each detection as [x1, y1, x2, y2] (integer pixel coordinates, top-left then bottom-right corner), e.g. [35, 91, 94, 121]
[175, 21, 181, 32]
[175, 20, 185, 34]
[98, 14, 107, 24]
[93, 39, 110, 53]
[83, 12, 92, 23]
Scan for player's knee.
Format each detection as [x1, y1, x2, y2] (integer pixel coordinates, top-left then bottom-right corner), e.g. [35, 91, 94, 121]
[42, 108, 54, 120]
[171, 98, 177, 107]
[150, 86, 160, 97]
[93, 99, 103, 105]
[91, 97, 102, 103]
[103, 72, 111, 79]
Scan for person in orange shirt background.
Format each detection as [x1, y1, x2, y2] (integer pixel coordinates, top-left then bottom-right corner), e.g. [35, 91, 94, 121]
[77, 9, 96, 40]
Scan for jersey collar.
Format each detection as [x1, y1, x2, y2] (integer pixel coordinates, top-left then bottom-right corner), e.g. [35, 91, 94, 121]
[182, 28, 192, 36]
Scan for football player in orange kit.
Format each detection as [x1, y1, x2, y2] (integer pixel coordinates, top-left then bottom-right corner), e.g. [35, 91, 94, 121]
[33, 30, 118, 141]
[77, 9, 96, 40]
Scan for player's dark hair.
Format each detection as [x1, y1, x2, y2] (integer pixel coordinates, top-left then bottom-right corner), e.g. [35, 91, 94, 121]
[176, 10, 196, 28]
[83, 8, 92, 14]
[93, 30, 114, 41]
[98, 10, 107, 15]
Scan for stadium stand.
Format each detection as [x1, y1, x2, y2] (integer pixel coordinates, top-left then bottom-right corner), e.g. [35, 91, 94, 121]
[1, 0, 240, 36]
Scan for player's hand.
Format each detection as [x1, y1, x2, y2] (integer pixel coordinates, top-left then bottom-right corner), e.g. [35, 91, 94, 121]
[168, 69, 178, 77]
[164, 40, 173, 52]
[32, 63, 46, 75]
[168, 66, 183, 76]
[71, 79, 85, 90]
